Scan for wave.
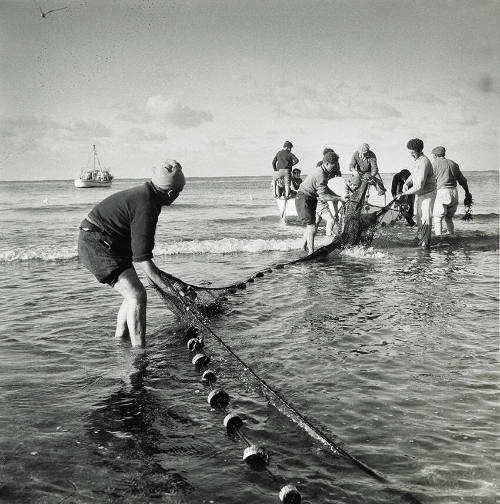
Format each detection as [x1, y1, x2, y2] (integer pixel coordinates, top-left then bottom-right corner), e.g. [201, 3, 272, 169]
[0, 237, 330, 263]
[1, 229, 497, 264]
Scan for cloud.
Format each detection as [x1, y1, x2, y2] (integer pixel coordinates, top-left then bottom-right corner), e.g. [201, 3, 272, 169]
[0, 115, 112, 152]
[271, 83, 401, 121]
[117, 96, 214, 128]
[477, 75, 498, 93]
[400, 91, 446, 105]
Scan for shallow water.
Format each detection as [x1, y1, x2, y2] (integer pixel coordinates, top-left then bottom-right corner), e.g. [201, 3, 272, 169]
[0, 173, 498, 503]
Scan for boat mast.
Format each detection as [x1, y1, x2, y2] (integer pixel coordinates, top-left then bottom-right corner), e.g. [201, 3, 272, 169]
[93, 144, 103, 172]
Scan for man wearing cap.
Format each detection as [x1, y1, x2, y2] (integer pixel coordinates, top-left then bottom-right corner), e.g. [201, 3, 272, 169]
[315, 148, 342, 236]
[272, 141, 299, 198]
[78, 160, 186, 347]
[348, 143, 386, 196]
[431, 146, 472, 238]
[399, 139, 436, 248]
[295, 151, 347, 254]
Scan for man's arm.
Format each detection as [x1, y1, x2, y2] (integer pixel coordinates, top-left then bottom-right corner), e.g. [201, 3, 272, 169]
[136, 260, 183, 295]
[272, 155, 278, 171]
[369, 155, 379, 177]
[349, 154, 358, 172]
[455, 165, 470, 194]
[291, 153, 299, 166]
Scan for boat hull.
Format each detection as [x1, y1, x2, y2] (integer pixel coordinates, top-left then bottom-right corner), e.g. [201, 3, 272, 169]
[74, 179, 112, 188]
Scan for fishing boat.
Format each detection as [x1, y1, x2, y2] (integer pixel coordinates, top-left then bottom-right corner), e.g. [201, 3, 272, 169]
[74, 145, 114, 188]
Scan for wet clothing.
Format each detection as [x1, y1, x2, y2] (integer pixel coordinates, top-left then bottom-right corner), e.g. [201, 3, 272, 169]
[432, 157, 469, 236]
[78, 182, 168, 284]
[405, 155, 436, 248]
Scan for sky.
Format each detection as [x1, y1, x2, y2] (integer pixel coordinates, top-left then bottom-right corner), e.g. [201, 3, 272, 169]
[0, 0, 499, 180]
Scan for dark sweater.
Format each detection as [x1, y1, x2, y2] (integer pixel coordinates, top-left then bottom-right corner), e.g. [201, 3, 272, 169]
[88, 182, 165, 262]
[272, 149, 299, 171]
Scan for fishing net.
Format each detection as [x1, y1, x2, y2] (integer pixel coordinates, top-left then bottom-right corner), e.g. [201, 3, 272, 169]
[462, 192, 473, 221]
[148, 184, 423, 503]
[151, 177, 402, 315]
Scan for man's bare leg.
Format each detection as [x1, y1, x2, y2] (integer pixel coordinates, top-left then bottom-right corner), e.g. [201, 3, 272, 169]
[305, 223, 316, 253]
[115, 299, 130, 340]
[113, 267, 147, 347]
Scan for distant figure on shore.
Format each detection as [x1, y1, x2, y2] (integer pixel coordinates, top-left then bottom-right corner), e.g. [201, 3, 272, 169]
[347, 143, 386, 196]
[315, 148, 342, 235]
[272, 141, 299, 198]
[290, 168, 303, 195]
[295, 151, 346, 253]
[399, 139, 436, 249]
[431, 146, 472, 238]
[78, 160, 186, 347]
[391, 169, 415, 226]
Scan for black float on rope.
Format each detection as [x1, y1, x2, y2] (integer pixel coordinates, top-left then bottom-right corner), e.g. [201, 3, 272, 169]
[279, 484, 301, 504]
[207, 388, 230, 409]
[192, 352, 210, 368]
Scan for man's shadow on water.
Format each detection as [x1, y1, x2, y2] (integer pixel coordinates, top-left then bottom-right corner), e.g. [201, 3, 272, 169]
[85, 351, 195, 500]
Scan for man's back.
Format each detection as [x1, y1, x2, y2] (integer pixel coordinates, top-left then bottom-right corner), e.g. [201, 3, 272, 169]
[433, 157, 465, 189]
[273, 149, 298, 171]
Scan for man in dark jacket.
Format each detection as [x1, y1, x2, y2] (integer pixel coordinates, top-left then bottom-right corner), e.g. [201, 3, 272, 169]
[272, 140, 299, 198]
[78, 160, 186, 347]
[391, 169, 415, 226]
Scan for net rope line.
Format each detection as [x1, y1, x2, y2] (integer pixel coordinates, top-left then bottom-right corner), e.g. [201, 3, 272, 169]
[151, 273, 388, 483]
[151, 271, 424, 504]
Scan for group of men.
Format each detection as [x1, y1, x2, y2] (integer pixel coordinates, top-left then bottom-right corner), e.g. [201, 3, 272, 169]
[272, 138, 472, 252]
[397, 139, 472, 249]
[78, 140, 472, 348]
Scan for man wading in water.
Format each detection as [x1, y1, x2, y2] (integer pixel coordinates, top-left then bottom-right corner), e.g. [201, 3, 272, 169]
[78, 160, 186, 347]
[295, 150, 346, 254]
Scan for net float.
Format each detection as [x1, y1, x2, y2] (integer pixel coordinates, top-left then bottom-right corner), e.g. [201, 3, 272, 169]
[207, 388, 230, 409]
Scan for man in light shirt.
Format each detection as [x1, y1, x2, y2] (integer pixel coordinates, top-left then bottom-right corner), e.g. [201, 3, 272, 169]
[399, 138, 436, 249]
[431, 146, 472, 238]
[295, 150, 347, 254]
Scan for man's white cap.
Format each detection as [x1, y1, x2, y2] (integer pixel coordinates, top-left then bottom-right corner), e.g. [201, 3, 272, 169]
[152, 160, 185, 191]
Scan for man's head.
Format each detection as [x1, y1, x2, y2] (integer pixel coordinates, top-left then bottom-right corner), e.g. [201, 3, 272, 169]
[358, 143, 370, 155]
[283, 140, 293, 150]
[292, 168, 301, 177]
[152, 159, 186, 205]
[399, 168, 411, 180]
[323, 147, 334, 155]
[323, 150, 339, 173]
[406, 138, 424, 160]
[431, 146, 446, 158]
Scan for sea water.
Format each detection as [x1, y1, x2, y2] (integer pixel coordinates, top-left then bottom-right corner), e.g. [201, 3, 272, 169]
[0, 173, 498, 504]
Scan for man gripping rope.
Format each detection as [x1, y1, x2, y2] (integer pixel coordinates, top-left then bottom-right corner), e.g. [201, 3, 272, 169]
[78, 160, 186, 347]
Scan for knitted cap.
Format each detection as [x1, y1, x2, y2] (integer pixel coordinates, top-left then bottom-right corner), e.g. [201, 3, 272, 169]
[152, 160, 185, 191]
[431, 146, 446, 156]
[359, 143, 370, 153]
